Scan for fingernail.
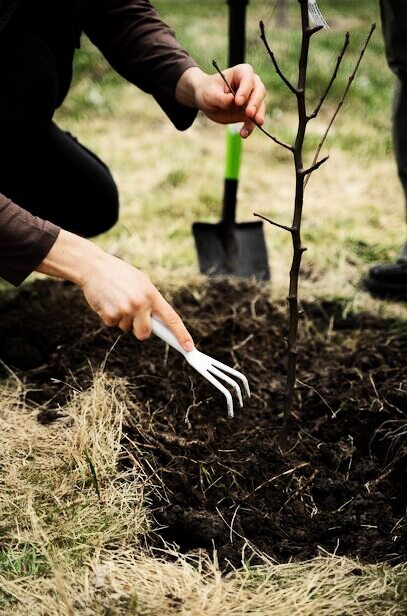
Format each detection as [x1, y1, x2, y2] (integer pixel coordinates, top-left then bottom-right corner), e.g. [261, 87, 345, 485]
[184, 340, 194, 352]
[241, 128, 249, 138]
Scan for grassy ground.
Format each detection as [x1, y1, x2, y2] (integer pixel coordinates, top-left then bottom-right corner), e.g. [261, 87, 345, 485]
[1, 1, 407, 613]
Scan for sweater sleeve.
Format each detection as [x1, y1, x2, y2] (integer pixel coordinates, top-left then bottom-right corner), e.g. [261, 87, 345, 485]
[0, 193, 60, 286]
[83, 0, 198, 130]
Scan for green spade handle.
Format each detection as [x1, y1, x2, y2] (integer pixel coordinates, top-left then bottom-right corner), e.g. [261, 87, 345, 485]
[225, 124, 242, 181]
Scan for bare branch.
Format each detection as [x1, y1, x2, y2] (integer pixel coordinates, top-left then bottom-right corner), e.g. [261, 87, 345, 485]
[304, 23, 376, 188]
[212, 59, 294, 151]
[254, 212, 293, 233]
[258, 126, 293, 151]
[308, 32, 350, 120]
[301, 155, 329, 176]
[306, 25, 324, 37]
[259, 20, 298, 95]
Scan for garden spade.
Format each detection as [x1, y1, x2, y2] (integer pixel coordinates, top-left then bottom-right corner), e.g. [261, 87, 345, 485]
[192, 0, 270, 280]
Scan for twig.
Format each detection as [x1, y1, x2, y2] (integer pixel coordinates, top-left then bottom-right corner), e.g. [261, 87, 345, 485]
[304, 23, 376, 187]
[296, 378, 336, 416]
[301, 155, 329, 176]
[259, 20, 298, 95]
[365, 464, 396, 492]
[184, 376, 206, 429]
[308, 32, 350, 120]
[241, 461, 309, 501]
[279, 469, 318, 512]
[232, 333, 254, 351]
[253, 212, 293, 233]
[216, 506, 250, 546]
[229, 505, 240, 544]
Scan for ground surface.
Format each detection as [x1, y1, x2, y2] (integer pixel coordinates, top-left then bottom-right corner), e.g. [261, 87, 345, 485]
[0, 278, 406, 571]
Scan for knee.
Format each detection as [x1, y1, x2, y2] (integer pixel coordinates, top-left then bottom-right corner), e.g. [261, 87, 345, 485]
[97, 170, 120, 232]
[82, 172, 120, 237]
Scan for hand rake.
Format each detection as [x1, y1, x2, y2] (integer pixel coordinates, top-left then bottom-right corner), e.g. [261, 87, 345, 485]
[152, 316, 250, 418]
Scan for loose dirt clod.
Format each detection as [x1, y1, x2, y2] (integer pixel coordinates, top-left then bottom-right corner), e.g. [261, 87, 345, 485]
[0, 278, 406, 569]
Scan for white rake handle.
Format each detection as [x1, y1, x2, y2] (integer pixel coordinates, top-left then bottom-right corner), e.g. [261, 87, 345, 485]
[151, 316, 188, 358]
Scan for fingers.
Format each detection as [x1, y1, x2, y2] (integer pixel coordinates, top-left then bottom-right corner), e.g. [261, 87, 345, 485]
[117, 292, 195, 352]
[132, 309, 152, 340]
[212, 89, 235, 109]
[240, 96, 266, 137]
[106, 300, 194, 352]
[117, 312, 153, 340]
[236, 73, 266, 123]
[247, 84, 266, 126]
[153, 298, 195, 352]
[223, 65, 266, 130]
[118, 314, 134, 332]
[241, 118, 255, 139]
[116, 297, 194, 352]
[232, 66, 256, 106]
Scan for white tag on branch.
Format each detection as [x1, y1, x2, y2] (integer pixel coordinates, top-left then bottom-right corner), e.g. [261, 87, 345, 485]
[308, 0, 330, 30]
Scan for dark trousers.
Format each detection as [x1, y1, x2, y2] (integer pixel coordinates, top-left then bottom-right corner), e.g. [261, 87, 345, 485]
[380, 0, 407, 257]
[0, 26, 119, 238]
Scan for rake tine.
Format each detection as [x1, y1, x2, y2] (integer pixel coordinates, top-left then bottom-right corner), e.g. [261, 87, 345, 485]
[208, 365, 243, 407]
[202, 370, 235, 418]
[210, 358, 251, 397]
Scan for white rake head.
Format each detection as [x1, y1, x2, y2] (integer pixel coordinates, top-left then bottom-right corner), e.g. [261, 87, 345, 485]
[185, 348, 250, 418]
[151, 316, 251, 418]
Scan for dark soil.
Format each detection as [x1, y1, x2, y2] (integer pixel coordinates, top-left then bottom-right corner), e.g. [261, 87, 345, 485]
[0, 278, 406, 568]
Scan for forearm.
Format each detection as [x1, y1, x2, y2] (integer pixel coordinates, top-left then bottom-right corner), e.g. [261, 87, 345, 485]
[35, 229, 104, 286]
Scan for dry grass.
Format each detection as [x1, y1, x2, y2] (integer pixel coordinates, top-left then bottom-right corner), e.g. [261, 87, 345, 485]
[0, 375, 406, 615]
[0, 371, 149, 613]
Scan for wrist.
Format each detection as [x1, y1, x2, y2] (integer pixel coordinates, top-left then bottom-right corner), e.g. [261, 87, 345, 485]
[175, 66, 206, 108]
[36, 229, 105, 287]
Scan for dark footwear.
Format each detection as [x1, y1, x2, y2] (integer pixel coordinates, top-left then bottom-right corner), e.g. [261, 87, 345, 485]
[363, 261, 407, 299]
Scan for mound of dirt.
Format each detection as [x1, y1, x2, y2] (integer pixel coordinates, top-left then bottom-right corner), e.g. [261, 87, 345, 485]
[0, 278, 406, 568]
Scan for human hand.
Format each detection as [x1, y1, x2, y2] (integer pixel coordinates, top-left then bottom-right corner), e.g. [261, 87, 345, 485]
[37, 230, 195, 351]
[175, 64, 266, 138]
[81, 253, 194, 349]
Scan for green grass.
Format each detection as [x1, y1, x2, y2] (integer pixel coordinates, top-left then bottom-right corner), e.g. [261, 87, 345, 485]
[0, 546, 48, 579]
